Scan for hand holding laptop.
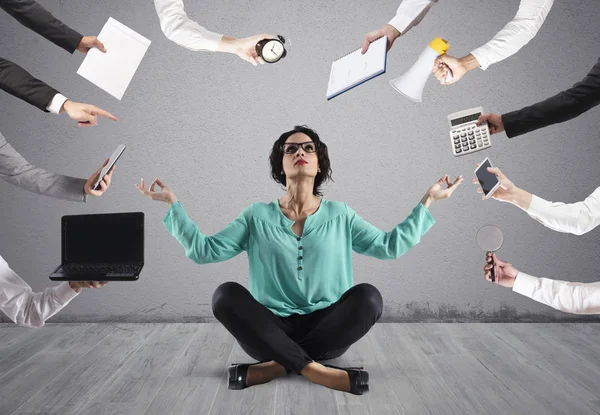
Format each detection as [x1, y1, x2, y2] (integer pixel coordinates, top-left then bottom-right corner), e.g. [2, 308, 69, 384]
[69, 281, 108, 293]
[84, 159, 115, 197]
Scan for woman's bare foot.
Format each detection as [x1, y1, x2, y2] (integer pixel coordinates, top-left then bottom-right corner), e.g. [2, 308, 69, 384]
[245, 360, 288, 386]
[300, 362, 351, 392]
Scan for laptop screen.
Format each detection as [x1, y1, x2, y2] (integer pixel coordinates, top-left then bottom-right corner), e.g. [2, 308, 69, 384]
[62, 212, 144, 264]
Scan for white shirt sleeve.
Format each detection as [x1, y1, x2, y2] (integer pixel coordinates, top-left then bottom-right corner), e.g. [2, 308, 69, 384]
[154, 0, 223, 52]
[525, 187, 600, 236]
[0, 255, 79, 328]
[513, 271, 600, 314]
[46, 93, 68, 115]
[388, 0, 438, 35]
[470, 0, 554, 70]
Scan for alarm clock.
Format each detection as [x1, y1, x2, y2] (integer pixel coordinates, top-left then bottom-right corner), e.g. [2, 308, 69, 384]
[255, 35, 287, 64]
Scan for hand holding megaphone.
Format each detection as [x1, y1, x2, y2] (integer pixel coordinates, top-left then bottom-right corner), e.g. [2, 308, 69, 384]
[433, 54, 480, 85]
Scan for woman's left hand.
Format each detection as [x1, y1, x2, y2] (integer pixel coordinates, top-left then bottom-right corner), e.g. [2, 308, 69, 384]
[421, 175, 463, 207]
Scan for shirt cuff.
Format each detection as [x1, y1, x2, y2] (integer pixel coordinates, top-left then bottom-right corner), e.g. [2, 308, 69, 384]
[388, 14, 413, 34]
[55, 281, 80, 304]
[512, 271, 539, 298]
[526, 194, 548, 216]
[417, 202, 436, 227]
[204, 32, 224, 52]
[46, 94, 69, 115]
[469, 48, 489, 71]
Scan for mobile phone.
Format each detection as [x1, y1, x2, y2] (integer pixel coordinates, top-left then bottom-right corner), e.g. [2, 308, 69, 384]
[474, 157, 500, 199]
[93, 144, 126, 190]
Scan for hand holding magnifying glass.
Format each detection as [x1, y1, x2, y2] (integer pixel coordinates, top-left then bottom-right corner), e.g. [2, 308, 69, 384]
[476, 225, 503, 282]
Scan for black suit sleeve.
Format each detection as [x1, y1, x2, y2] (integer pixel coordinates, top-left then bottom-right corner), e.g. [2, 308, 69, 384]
[502, 57, 600, 138]
[0, 57, 58, 112]
[0, 0, 83, 53]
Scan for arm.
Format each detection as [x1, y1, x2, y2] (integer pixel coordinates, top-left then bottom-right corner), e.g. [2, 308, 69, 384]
[163, 201, 249, 264]
[0, 256, 79, 328]
[388, 0, 438, 36]
[154, 0, 223, 52]
[502, 57, 600, 138]
[0, 57, 60, 112]
[470, 0, 554, 70]
[525, 187, 600, 235]
[0, 132, 86, 202]
[0, 0, 82, 53]
[513, 272, 600, 315]
[349, 202, 435, 259]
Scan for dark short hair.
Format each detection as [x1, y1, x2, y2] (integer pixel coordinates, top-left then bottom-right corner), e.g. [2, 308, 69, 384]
[269, 125, 333, 196]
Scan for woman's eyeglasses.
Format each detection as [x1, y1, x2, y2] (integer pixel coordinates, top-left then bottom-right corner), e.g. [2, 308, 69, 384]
[282, 141, 318, 154]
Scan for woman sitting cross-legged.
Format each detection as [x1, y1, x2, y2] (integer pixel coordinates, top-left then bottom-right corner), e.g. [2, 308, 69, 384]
[137, 125, 463, 394]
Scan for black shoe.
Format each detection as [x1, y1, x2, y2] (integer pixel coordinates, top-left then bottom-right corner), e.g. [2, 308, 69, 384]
[228, 363, 252, 390]
[323, 364, 370, 395]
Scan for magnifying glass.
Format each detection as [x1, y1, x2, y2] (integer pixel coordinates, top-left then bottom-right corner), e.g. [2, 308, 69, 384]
[476, 225, 504, 282]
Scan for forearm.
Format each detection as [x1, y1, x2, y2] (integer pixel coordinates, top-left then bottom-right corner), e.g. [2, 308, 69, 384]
[506, 187, 533, 211]
[470, 0, 553, 70]
[11, 283, 78, 327]
[513, 272, 600, 315]
[0, 57, 58, 112]
[389, 0, 437, 35]
[0, 136, 86, 202]
[0, 0, 82, 53]
[502, 58, 600, 138]
[525, 190, 600, 235]
[154, 0, 223, 52]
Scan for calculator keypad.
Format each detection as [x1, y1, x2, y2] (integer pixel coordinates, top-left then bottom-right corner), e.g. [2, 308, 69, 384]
[450, 124, 491, 156]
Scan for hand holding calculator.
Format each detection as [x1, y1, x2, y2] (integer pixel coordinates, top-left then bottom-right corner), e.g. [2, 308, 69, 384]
[448, 107, 491, 156]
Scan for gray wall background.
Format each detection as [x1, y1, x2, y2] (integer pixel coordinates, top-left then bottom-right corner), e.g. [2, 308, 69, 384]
[1, 0, 599, 323]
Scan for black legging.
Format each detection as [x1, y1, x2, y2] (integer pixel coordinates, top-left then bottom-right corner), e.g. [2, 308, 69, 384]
[212, 281, 383, 374]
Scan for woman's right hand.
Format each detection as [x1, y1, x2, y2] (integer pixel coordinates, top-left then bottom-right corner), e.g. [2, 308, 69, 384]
[136, 178, 177, 205]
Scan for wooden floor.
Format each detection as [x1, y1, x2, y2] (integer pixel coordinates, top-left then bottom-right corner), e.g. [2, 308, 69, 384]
[0, 323, 599, 415]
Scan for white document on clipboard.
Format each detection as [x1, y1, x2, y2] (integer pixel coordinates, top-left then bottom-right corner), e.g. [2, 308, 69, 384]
[326, 36, 388, 100]
[77, 17, 151, 100]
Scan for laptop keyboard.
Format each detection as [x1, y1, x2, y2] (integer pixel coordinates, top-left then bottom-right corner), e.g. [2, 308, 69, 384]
[61, 263, 138, 275]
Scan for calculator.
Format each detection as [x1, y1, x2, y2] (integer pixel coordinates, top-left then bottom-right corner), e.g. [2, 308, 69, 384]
[447, 107, 491, 156]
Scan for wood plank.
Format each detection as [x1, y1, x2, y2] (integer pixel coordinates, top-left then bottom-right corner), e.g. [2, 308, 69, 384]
[169, 323, 235, 378]
[382, 324, 468, 414]
[462, 324, 598, 415]
[332, 329, 400, 407]
[0, 353, 77, 415]
[337, 404, 402, 415]
[0, 325, 115, 415]
[0, 324, 77, 377]
[274, 373, 339, 415]
[70, 402, 147, 415]
[366, 324, 429, 415]
[208, 341, 275, 415]
[0, 325, 30, 347]
[144, 377, 221, 415]
[79, 323, 198, 413]
[12, 324, 157, 415]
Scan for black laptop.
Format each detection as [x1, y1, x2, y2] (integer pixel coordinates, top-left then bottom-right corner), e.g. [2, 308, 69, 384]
[49, 212, 144, 281]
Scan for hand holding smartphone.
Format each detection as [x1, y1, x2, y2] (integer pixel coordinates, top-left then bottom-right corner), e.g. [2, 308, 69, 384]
[474, 157, 500, 199]
[93, 145, 126, 190]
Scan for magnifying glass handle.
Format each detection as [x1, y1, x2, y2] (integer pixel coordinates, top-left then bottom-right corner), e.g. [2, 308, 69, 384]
[490, 253, 495, 282]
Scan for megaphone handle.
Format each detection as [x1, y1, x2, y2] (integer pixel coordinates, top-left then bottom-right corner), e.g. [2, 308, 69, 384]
[490, 251, 495, 282]
[444, 65, 453, 83]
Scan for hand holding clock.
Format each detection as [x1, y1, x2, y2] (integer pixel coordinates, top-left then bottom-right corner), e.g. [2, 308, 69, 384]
[217, 34, 277, 66]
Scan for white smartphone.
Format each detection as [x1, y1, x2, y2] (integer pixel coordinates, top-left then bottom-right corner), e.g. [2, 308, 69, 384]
[474, 157, 501, 199]
[93, 144, 126, 190]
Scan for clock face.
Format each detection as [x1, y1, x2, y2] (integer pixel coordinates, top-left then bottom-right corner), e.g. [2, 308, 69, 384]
[261, 40, 285, 63]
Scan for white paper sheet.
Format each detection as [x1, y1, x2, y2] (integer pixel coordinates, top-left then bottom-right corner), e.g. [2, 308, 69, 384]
[326, 36, 387, 100]
[77, 17, 151, 100]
